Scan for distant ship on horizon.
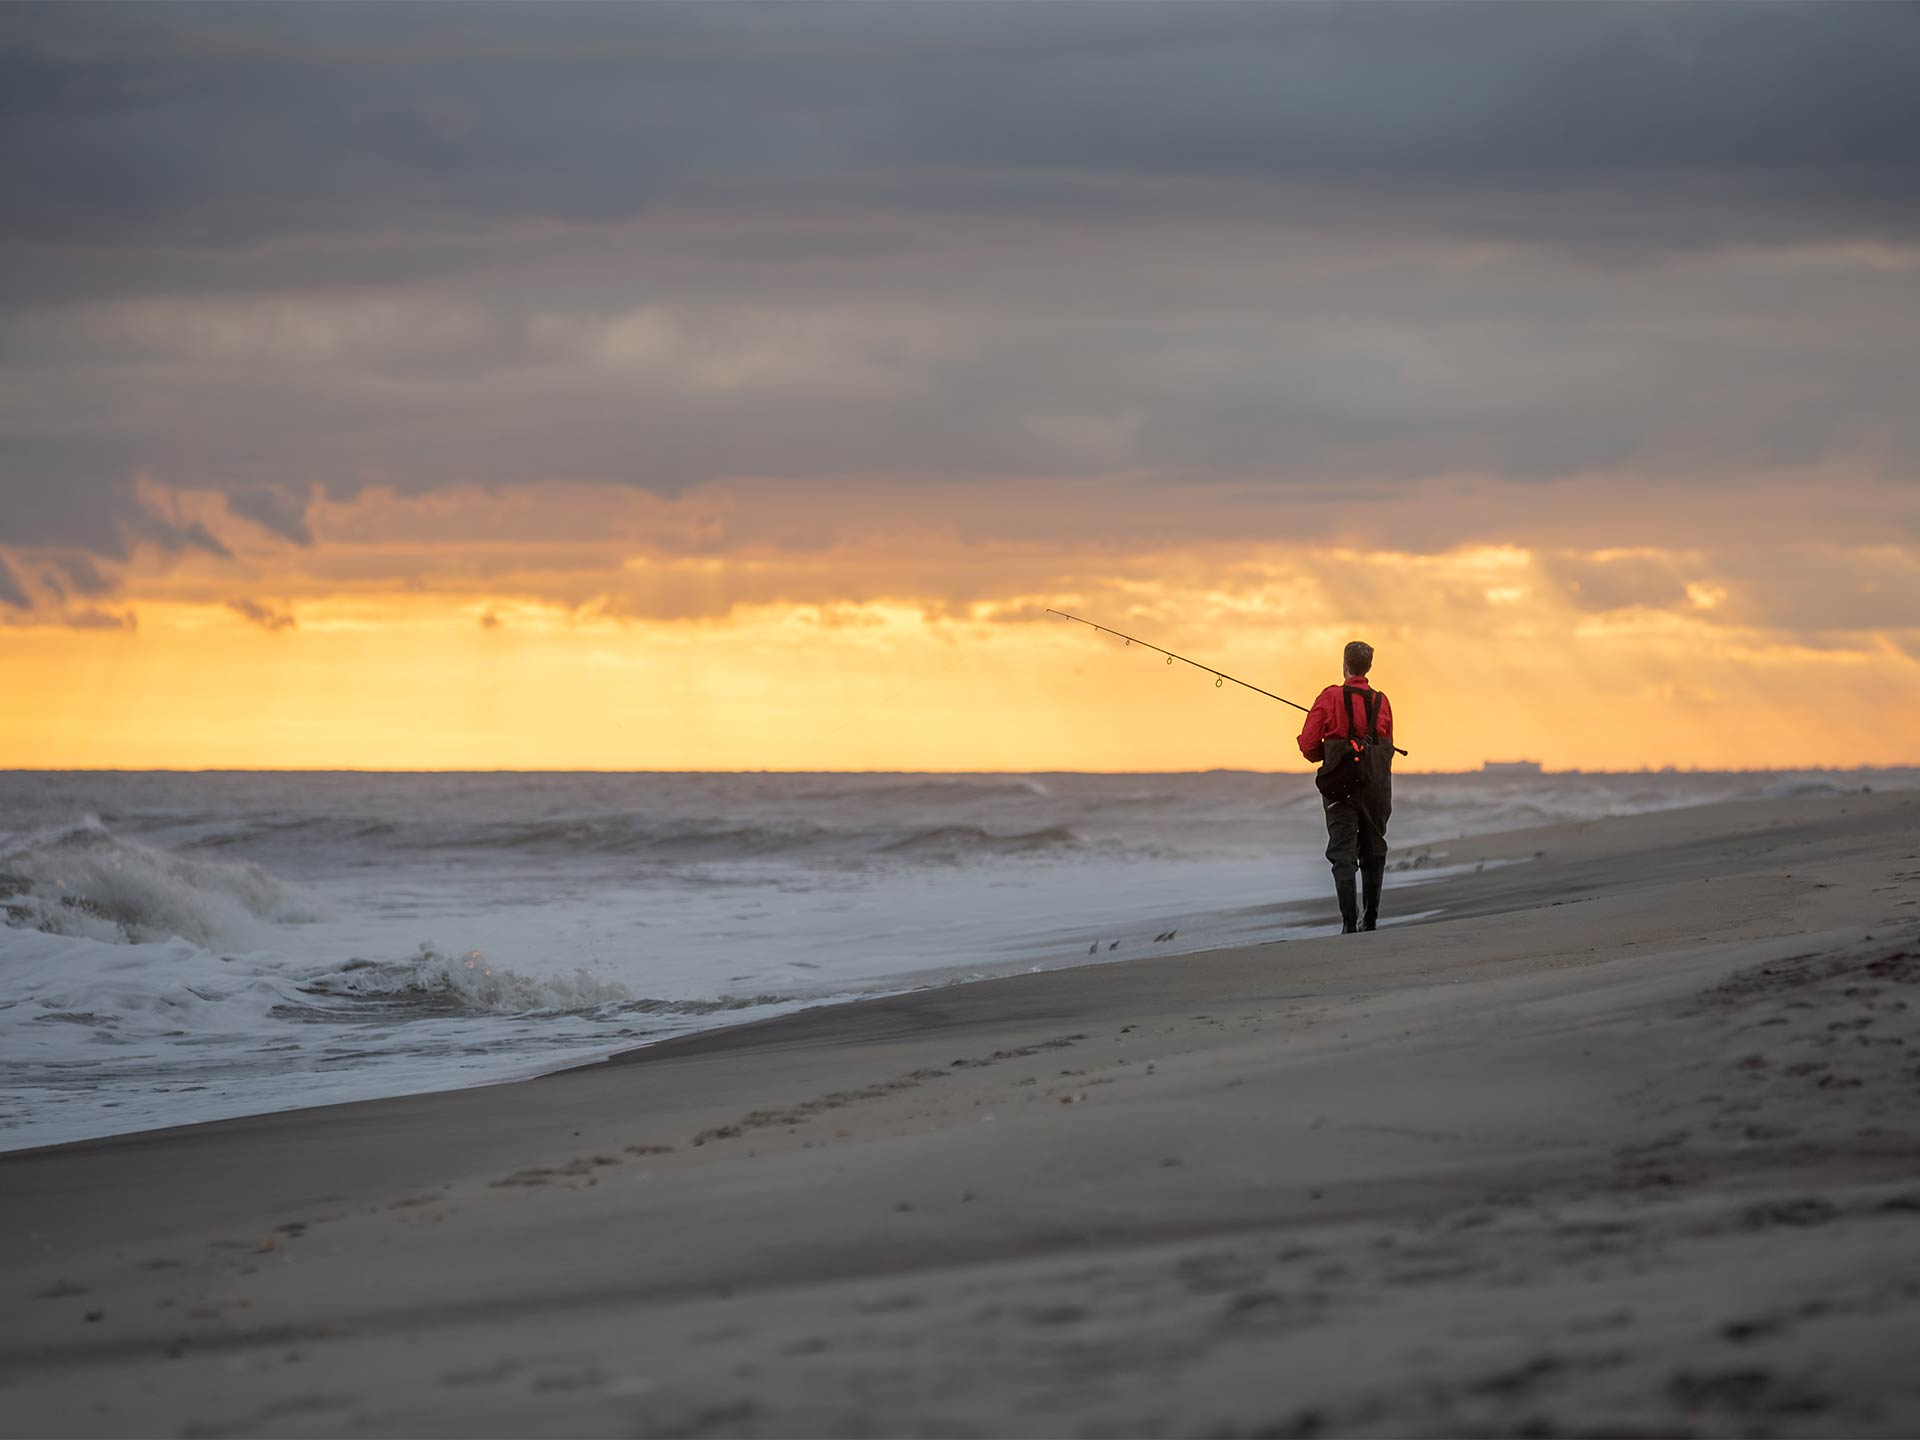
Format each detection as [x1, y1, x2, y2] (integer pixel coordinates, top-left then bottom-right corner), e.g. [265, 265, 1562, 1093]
[1481, 759, 1544, 775]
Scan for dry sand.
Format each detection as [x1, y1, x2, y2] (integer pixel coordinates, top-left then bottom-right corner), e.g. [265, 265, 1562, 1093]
[3, 789, 1918, 1438]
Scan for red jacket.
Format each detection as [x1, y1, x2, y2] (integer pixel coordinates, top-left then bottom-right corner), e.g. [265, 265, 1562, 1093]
[1297, 676, 1393, 763]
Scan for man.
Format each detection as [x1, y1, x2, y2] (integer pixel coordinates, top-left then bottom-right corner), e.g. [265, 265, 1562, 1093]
[1296, 640, 1394, 934]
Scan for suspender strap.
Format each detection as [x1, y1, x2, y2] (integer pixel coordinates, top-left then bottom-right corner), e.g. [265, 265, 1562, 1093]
[1341, 686, 1383, 743]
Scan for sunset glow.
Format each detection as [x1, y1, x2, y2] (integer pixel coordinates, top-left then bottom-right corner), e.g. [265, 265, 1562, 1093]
[5, 481, 1914, 771]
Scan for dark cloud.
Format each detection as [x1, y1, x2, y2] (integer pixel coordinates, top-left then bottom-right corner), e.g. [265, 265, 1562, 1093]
[225, 486, 314, 545]
[11, 242, 1916, 519]
[45, 552, 113, 596]
[3, 3, 1916, 269]
[0, 553, 28, 608]
[1538, 553, 1693, 614]
[1711, 550, 1920, 632]
[0, 2, 1916, 570]
[0, 470, 230, 560]
[1527, 548, 1920, 633]
[226, 597, 295, 631]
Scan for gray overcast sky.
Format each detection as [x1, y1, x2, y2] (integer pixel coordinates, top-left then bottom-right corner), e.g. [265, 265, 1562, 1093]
[3, 1, 1918, 588]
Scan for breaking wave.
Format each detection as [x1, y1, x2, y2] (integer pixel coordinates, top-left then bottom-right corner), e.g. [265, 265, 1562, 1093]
[879, 824, 1085, 858]
[168, 809, 1112, 868]
[285, 947, 792, 1020]
[291, 944, 637, 1016]
[1, 817, 313, 947]
[287, 946, 800, 1021]
[447, 816, 835, 859]
[805, 776, 1056, 804]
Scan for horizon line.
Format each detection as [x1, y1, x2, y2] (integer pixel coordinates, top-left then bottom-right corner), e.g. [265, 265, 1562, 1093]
[2, 764, 1913, 779]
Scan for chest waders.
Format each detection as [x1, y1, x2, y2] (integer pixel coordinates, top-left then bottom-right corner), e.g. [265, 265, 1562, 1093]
[1323, 686, 1392, 933]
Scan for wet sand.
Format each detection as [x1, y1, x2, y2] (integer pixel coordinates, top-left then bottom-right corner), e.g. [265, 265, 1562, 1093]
[4, 789, 1918, 1437]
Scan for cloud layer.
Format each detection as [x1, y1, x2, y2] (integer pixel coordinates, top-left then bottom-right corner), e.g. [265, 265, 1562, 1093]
[1, 2, 1915, 757]
[8, 4, 1918, 260]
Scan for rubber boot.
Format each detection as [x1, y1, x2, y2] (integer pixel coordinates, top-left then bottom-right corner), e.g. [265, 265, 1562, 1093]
[1360, 859, 1385, 932]
[1333, 868, 1360, 934]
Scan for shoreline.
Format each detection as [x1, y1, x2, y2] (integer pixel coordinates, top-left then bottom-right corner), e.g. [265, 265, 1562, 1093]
[0, 830, 1471, 1162]
[4, 788, 1917, 1436]
[4, 772, 1904, 1158]
[0, 788, 1892, 1161]
[576, 785, 1901, 1066]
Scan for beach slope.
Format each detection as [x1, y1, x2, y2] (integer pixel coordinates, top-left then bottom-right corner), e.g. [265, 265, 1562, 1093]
[3, 790, 1918, 1437]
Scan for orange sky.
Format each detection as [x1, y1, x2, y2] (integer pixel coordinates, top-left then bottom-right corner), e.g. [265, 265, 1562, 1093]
[5, 482, 1915, 772]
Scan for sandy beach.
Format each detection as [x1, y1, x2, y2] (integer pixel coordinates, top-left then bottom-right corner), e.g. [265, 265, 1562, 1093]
[4, 788, 1918, 1438]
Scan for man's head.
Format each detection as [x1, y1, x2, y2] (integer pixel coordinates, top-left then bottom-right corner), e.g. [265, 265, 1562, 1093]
[1343, 640, 1374, 679]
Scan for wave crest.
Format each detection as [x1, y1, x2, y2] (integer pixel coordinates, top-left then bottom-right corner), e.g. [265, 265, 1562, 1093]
[1, 817, 310, 947]
[291, 944, 792, 1019]
[879, 824, 1084, 858]
[295, 944, 631, 1015]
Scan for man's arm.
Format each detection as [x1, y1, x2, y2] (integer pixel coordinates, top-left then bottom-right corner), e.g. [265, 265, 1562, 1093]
[1297, 687, 1335, 762]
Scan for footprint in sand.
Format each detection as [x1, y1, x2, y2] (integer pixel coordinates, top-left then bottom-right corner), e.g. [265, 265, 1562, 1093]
[491, 1169, 557, 1188]
[1741, 1198, 1838, 1229]
[1025, 1303, 1086, 1326]
[1669, 1367, 1830, 1417]
[531, 1367, 606, 1393]
[442, 1358, 521, 1387]
[1220, 1290, 1289, 1325]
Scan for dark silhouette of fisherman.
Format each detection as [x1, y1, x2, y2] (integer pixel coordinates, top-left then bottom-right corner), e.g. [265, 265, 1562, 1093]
[1297, 641, 1394, 933]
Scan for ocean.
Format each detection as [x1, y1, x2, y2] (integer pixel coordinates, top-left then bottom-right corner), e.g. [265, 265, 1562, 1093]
[2, 768, 1907, 1152]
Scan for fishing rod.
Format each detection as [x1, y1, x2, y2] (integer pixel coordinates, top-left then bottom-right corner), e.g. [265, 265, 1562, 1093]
[1046, 608, 1409, 757]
